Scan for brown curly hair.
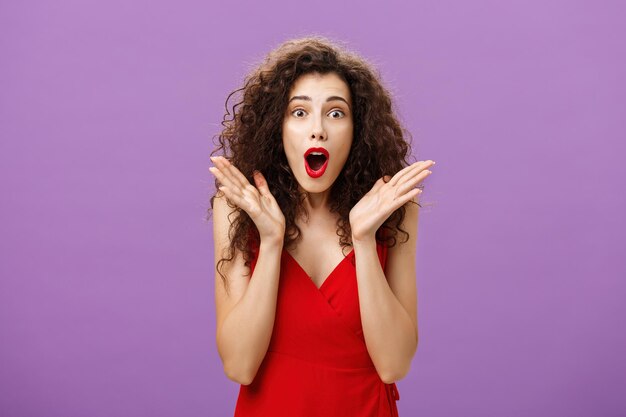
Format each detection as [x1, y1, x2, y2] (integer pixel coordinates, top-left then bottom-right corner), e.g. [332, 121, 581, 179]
[207, 35, 420, 293]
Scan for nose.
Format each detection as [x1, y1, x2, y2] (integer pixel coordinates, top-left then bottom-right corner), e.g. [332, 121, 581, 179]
[310, 114, 326, 141]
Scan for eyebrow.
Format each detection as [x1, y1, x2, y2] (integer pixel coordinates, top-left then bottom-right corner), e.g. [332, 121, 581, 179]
[288, 95, 351, 108]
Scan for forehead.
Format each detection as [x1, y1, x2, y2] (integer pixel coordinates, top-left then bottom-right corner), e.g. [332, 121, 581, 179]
[288, 72, 351, 102]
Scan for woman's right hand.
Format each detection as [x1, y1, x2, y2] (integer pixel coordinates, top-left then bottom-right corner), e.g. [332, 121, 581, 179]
[209, 156, 285, 243]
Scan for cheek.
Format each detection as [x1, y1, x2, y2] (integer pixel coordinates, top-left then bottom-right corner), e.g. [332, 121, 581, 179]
[282, 124, 303, 158]
[339, 144, 352, 164]
[338, 129, 353, 156]
[281, 135, 299, 163]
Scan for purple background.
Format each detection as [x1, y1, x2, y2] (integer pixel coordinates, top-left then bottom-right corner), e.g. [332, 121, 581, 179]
[1, 0, 624, 416]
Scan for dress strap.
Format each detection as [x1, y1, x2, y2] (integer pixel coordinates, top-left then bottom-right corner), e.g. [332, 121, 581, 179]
[385, 382, 400, 417]
[247, 226, 260, 273]
[378, 227, 389, 271]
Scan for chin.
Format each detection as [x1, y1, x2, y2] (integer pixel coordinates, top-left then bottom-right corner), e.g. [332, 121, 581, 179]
[295, 173, 336, 194]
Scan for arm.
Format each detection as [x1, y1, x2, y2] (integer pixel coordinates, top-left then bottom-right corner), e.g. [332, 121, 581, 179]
[348, 159, 433, 382]
[210, 156, 286, 385]
[213, 193, 284, 385]
[352, 200, 419, 384]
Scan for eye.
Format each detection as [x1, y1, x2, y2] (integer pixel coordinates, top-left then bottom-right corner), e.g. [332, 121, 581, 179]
[291, 109, 307, 118]
[329, 110, 345, 119]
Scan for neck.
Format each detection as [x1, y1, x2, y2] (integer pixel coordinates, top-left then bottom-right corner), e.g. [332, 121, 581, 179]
[298, 186, 333, 220]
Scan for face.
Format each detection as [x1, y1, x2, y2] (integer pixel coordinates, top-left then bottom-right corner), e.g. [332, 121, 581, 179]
[282, 72, 354, 195]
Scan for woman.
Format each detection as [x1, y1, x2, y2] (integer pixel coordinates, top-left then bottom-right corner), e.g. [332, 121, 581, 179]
[207, 36, 435, 417]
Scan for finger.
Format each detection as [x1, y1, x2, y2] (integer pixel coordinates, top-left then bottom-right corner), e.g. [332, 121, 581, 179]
[217, 185, 245, 208]
[210, 156, 245, 190]
[218, 156, 253, 190]
[218, 183, 260, 216]
[391, 160, 435, 187]
[385, 187, 422, 219]
[395, 187, 423, 207]
[396, 168, 433, 196]
[390, 159, 435, 185]
[209, 165, 233, 188]
[389, 161, 427, 186]
[406, 187, 423, 203]
[209, 166, 242, 197]
[253, 171, 272, 199]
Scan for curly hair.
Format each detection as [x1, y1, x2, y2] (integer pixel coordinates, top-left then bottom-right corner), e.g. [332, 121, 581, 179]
[207, 35, 420, 294]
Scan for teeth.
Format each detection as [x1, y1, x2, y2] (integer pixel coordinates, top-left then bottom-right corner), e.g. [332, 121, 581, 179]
[309, 152, 325, 156]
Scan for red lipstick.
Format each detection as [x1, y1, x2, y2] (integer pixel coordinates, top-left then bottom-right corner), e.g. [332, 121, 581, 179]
[304, 147, 329, 178]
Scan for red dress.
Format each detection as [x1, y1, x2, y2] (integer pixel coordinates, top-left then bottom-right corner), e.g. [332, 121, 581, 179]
[233, 237, 401, 417]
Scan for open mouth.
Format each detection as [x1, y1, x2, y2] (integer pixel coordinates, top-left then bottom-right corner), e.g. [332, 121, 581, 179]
[306, 153, 327, 170]
[304, 147, 329, 178]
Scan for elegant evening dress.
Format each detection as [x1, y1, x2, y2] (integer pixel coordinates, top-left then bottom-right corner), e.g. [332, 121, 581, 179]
[233, 236, 400, 417]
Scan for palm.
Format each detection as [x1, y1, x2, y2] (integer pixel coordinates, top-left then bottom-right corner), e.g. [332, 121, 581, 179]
[349, 160, 435, 241]
[209, 156, 285, 241]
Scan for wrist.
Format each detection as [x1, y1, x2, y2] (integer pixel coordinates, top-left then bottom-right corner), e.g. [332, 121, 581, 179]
[351, 232, 376, 245]
[260, 233, 284, 248]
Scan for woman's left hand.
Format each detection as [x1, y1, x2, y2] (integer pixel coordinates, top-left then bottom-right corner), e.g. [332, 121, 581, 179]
[349, 160, 435, 242]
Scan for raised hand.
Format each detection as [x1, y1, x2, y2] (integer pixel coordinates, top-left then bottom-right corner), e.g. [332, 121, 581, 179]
[209, 156, 286, 243]
[349, 160, 435, 242]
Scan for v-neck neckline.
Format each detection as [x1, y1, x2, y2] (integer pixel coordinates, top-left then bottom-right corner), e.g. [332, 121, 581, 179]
[283, 247, 355, 292]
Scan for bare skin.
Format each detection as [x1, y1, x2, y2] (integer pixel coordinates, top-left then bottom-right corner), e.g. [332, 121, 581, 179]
[209, 72, 436, 384]
[279, 72, 356, 284]
[209, 155, 284, 385]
